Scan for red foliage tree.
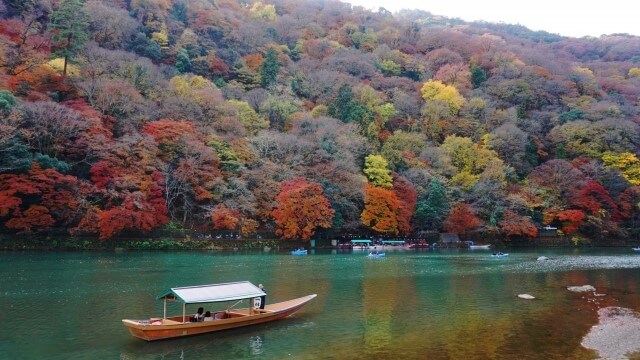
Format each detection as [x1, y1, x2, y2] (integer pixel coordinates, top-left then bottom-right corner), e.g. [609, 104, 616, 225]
[393, 175, 417, 235]
[361, 183, 400, 235]
[570, 180, 620, 220]
[556, 209, 586, 236]
[78, 136, 169, 239]
[271, 178, 334, 241]
[443, 202, 482, 235]
[0, 163, 78, 233]
[499, 210, 538, 239]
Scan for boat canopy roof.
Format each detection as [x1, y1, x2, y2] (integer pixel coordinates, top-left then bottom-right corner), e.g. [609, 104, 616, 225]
[156, 281, 265, 304]
[351, 239, 372, 243]
[381, 240, 405, 244]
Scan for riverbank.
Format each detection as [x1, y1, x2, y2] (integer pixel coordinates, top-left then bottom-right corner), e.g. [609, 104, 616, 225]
[0, 232, 637, 251]
[0, 234, 284, 251]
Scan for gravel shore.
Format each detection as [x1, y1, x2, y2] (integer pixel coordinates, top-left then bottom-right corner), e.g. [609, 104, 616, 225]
[581, 307, 640, 360]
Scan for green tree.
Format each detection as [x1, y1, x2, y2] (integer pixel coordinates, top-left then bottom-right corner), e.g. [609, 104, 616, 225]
[414, 178, 449, 230]
[363, 154, 393, 188]
[260, 48, 280, 88]
[327, 85, 372, 124]
[470, 65, 487, 88]
[175, 48, 192, 73]
[49, 0, 89, 76]
[0, 90, 16, 113]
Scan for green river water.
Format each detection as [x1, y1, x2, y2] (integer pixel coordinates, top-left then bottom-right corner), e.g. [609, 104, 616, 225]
[1, 247, 639, 359]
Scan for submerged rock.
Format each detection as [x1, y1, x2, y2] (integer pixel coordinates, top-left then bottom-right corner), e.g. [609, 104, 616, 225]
[518, 294, 535, 300]
[567, 285, 596, 293]
[537, 256, 549, 261]
[582, 307, 640, 360]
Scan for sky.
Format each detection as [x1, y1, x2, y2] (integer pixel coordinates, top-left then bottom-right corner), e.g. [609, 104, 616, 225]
[345, 0, 640, 38]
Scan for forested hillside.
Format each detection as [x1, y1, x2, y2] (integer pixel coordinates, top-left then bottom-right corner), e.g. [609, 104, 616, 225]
[1, 0, 640, 242]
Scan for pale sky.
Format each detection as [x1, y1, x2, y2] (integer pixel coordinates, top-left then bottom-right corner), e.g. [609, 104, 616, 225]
[346, 0, 640, 38]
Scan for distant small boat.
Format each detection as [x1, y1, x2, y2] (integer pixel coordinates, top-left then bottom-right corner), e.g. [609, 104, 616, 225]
[491, 253, 509, 258]
[633, 247, 640, 252]
[470, 244, 491, 249]
[368, 252, 385, 258]
[291, 249, 308, 255]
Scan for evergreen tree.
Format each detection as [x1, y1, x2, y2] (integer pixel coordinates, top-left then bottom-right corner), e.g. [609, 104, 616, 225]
[49, 0, 89, 76]
[175, 48, 192, 73]
[414, 178, 449, 230]
[470, 65, 487, 89]
[260, 48, 280, 88]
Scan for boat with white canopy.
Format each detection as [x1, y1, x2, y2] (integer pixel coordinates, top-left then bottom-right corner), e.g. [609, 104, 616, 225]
[122, 281, 316, 341]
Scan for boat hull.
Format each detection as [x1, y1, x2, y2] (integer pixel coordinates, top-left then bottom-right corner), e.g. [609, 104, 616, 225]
[470, 245, 491, 249]
[123, 294, 316, 341]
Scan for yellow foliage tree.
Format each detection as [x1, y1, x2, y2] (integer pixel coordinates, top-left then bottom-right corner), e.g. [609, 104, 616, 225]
[363, 154, 393, 188]
[170, 74, 216, 97]
[420, 80, 466, 116]
[440, 135, 506, 189]
[227, 99, 269, 135]
[601, 151, 640, 185]
[250, 2, 276, 21]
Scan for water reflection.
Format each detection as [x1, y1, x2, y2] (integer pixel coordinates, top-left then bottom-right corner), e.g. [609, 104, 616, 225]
[249, 336, 263, 356]
[1, 249, 639, 359]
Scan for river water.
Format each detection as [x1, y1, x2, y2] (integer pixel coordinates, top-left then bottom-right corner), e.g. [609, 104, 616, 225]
[1, 248, 639, 359]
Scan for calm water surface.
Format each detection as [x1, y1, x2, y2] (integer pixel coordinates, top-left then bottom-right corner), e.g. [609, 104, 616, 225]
[1, 248, 639, 359]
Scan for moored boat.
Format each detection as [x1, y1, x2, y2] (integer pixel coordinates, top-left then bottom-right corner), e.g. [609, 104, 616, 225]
[633, 247, 640, 252]
[470, 244, 491, 249]
[122, 281, 316, 341]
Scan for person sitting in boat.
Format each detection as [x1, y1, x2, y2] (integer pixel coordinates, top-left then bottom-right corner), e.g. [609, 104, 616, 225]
[192, 307, 204, 322]
[258, 284, 267, 310]
[203, 311, 213, 321]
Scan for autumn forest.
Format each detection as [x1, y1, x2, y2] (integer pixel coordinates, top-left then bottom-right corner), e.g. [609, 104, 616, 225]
[1, 0, 640, 243]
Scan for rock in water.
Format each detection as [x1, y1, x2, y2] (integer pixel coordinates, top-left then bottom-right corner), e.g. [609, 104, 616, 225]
[567, 285, 596, 292]
[537, 256, 549, 261]
[582, 307, 640, 360]
[518, 294, 535, 300]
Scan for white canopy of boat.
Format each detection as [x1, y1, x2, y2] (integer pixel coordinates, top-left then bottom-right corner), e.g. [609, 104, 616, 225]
[157, 281, 265, 304]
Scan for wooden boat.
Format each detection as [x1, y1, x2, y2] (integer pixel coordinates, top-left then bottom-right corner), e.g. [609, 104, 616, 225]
[491, 253, 509, 258]
[633, 247, 640, 252]
[122, 281, 316, 341]
[291, 249, 308, 255]
[470, 244, 491, 249]
[367, 252, 385, 258]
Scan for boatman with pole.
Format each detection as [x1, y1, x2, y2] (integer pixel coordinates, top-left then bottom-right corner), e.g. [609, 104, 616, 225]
[258, 284, 267, 309]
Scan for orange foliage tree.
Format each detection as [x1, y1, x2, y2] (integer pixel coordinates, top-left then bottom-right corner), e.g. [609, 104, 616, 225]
[361, 183, 400, 235]
[443, 202, 482, 235]
[271, 177, 334, 241]
[499, 210, 538, 239]
[211, 204, 241, 231]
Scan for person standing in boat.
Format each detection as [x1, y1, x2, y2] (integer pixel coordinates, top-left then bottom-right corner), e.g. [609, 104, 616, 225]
[258, 284, 267, 309]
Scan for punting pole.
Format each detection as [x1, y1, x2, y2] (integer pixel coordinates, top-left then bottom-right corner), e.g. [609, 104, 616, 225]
[182, 303, 186, 323]
[163, 298, 167, 319]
